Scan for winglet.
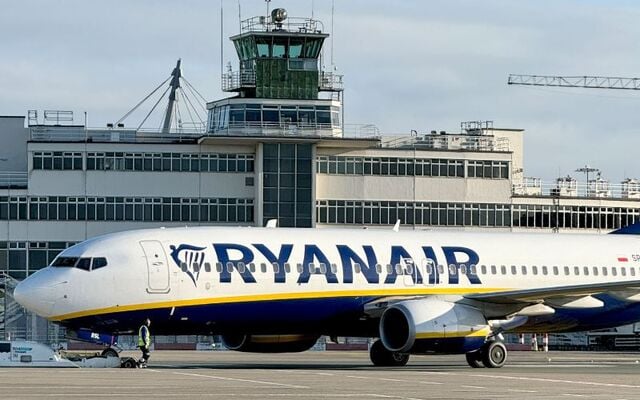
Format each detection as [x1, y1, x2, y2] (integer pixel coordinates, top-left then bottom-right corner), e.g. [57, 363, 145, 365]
[610, 221, 640, 235]
[392, 220, 401, 232]
[265, 219, 278, 228]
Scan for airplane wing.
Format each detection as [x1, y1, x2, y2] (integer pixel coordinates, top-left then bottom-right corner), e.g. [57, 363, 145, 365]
[464, 279, 640, 304]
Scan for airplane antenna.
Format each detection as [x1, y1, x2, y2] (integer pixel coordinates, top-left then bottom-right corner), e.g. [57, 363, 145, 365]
[393, 220, 401, 232]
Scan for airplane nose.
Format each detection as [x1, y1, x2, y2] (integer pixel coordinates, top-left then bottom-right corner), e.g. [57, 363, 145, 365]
[13, 270, 63, 318]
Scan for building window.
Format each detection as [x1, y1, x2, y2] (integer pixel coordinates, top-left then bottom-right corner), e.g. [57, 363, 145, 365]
[33, 151, 82, 170]
[85, 152, 254, 173]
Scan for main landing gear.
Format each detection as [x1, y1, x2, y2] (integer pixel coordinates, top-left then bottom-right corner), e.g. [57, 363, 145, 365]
[369, 339, 410, 367]
[465, 340, 507, 368]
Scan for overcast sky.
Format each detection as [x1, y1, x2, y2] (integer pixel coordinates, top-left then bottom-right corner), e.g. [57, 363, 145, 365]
[2, 0, 640, 182]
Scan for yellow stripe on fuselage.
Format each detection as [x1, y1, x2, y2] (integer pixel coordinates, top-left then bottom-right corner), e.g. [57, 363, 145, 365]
[51, 287, 510, 322]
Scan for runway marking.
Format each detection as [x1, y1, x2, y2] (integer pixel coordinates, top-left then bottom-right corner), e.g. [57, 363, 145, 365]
[562, 394, 589, 398]
[153, 370, 310, 389]
[507, 389, 538, 393]
[460, 385, 486, 389]
[468, 373, 640, 389]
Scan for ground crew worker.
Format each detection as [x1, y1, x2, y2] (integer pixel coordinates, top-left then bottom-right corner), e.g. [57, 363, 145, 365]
[138, 318, 151, 367]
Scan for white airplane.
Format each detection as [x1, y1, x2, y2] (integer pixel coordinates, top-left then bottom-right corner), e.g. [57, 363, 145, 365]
[13, 224, 640, 368]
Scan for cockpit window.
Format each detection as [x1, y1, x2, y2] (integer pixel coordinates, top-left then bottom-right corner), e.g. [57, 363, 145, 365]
[92, 257, 108, 270]
[52, 257, 79, 267]
[76, 258, 92, 271]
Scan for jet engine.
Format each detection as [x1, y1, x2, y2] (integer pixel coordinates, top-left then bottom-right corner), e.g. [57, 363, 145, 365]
[221, 334, 319, 353]
[379, 298, 489, 354]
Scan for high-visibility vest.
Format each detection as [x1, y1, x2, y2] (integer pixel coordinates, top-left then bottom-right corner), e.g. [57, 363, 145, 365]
[138, 325, 150, 347]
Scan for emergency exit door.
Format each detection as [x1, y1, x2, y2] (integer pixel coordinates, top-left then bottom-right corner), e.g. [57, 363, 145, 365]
[140, 240, 170, 293]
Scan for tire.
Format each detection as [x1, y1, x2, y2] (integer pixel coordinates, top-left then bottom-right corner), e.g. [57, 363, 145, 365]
[481, 341, 507, 368]
[101, 348, 119, 358]
[121, 358, 136, 368]
[370, 339, 410, 367]
[465, 351, 484, 368]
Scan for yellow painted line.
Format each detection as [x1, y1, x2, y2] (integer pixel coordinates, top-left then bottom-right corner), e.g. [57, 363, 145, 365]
[51, 287, 510, 321]
[415, 327, 491, 339]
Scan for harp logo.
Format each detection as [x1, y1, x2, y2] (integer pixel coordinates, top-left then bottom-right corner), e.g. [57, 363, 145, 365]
[169, 244, 207, 286]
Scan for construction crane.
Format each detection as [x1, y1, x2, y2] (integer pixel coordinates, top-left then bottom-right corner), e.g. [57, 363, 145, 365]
[507, 74, 640, 90]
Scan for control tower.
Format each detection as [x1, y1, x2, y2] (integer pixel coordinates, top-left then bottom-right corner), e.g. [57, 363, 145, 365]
[207, 8, 344, 137]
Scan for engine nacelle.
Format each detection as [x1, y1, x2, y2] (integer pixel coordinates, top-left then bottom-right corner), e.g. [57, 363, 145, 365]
[380, 298, 489, 354]
[221, 334, 319, 353]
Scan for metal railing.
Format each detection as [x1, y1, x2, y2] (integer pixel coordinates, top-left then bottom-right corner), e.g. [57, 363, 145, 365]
[0, 172, 28, 188]
[240, 16, 324, 34]
[382, 134, 510, 152]
[513, 178, 640, 200]
[319, 72, 344, 92]
[222, 70, 257, 91]
[30, 126, 206, 143]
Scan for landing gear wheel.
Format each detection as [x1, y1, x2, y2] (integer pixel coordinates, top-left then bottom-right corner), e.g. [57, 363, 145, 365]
[369, 339, 410, 367]
[121, 358, 136, 368]
[465, 350, 484, 368]
[101, 347, 119, 358]
[481, 341, 507, 368]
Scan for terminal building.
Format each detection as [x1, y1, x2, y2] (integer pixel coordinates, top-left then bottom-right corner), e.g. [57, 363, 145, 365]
[1, 9, 639, 347]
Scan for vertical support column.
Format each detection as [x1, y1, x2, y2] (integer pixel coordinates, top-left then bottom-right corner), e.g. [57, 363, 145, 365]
[255, 143, 264, 227]
[543, 333, 549, 352]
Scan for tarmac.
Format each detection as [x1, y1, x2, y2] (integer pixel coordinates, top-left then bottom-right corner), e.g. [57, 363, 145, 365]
[0, 350, 639, 400]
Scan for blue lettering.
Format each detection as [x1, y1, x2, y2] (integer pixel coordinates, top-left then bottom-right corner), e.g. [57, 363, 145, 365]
[421, 246, 440, 284]
[252, 243, 293, 283]
[442, 246, 481, 284]
[386, 245, 422, 284]
[299, 244, 339, 284]
[213, 243, 256, 283]
[336, 245, 379, 284]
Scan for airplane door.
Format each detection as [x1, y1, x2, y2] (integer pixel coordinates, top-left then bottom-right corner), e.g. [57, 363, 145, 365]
[140, 240, 170, 293]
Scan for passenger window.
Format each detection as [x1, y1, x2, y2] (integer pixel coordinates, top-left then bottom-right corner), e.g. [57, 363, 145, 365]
[330, 263, 338, 274]
[204, 262, 211, 273]
[449, 264, 457, 275]
[248, 263, 256, 273]
[532, 266, 538, 275]
[602, 267, 608, 276]
[375, 264, 382, 274]
[181, 262, 188, 272]
[215, 262, 222, 273]
[396, 264, 403, 274]
[193, 263, 200, 273]
[260, 263, 267, 273]
[285, 263, 291, 273]
[553, 266, 558, 275]
[226, 262, 233, 273]
[438, 265, 445, 274]
[320, 263, 327, 274]
[621, 267, 627, 277]
[297, 264, 304, 273]
[237, 262, 246, 273]
[76, 258, 91, 271]
[521, 265, 527, 275]
[490, 265, 496, 275]
[592, 266, 598, 276]
[612, 267, 617, 276]
[564, 266, 570, 276]
[469, 265, 477, 275]
[542, 266, 548, 276]
[272, 262, 280, 273]
[631, 268, 636, 277]
[511, 265, 517, 275]
[426, 264, 433, 274]
[481, 265, 487, 275]
[500, 265, 506, 275]
[574, 266, 580, 275]
[52, 257, 78, 267]
[353, 263, 361, 274]
[583, 266, 589, 276]
[386, 264, 393, 274]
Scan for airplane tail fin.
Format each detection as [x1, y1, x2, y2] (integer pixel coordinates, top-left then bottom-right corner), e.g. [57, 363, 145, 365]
[610, 221, 640, 235]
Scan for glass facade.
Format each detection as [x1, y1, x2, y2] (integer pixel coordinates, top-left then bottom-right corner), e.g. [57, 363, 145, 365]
[0, 196, 254, 223]
[33, 151, 255, 173]
[208, 103, 339, 133]
[316, 200, 640, 230]
[263, 143, 313, 227]
[0, 241, 77, 279]
[317, 156, 508, 179]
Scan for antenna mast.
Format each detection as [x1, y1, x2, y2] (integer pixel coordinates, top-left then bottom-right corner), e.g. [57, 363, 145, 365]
[161, 59, 182, 133]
